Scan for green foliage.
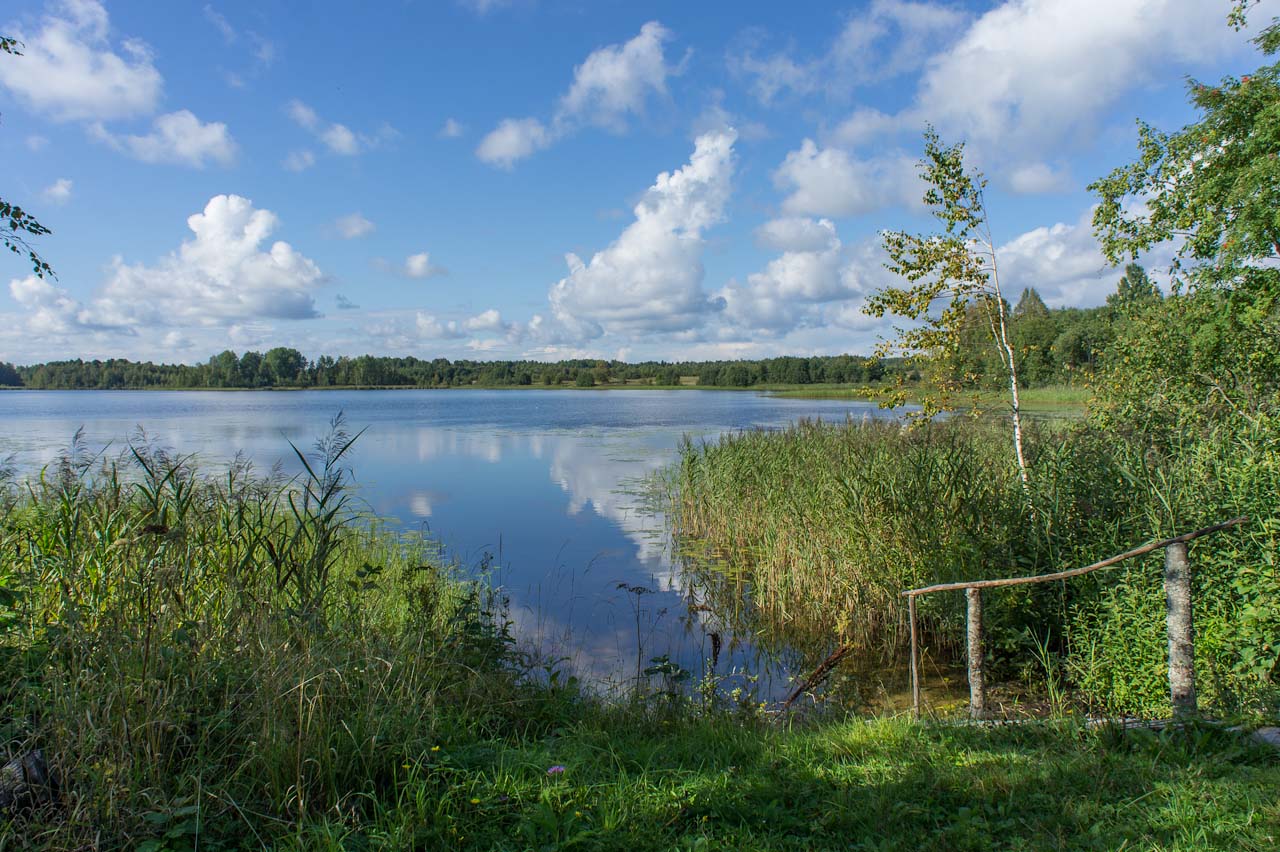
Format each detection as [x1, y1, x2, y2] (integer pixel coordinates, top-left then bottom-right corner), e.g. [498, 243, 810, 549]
[1092, 279, 1280, 435]
[1067, 415, 1280, 716]
[7, 434, 1273, 848]
[1, 37, 54, 279]
[1089, 21, 1280, 436]
[1106, 263, 1161, 315]
[672, 419, 1038, 660]
[11, 352, 892, 390]
[1091, 22, 1280, 283]
[671, 412, 1279, 718]
[869, 129, 1012, 415]
[869, 127, 1033, 489]
[0, 429, 554, 848]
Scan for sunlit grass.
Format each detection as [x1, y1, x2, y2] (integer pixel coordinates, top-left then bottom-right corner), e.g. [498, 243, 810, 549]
[771, 383, 1092, 417]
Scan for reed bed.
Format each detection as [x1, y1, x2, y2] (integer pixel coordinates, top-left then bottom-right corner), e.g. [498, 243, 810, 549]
[669, 414, 1280, 717]
[0, 423, 570, 848]
[671, 418, 1033, 661]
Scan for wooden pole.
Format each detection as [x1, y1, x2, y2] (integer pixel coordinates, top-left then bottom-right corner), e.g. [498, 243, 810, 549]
[966, 588, 986, 719]
[909, 594, 920, 719]
[1164, 541, 1197, 717]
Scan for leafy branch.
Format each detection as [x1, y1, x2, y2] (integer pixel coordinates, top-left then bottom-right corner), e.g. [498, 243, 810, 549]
[2, 35, 55, 279]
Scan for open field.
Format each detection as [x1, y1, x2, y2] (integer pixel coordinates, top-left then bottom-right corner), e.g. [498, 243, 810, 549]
[770, 384, 1093, 417]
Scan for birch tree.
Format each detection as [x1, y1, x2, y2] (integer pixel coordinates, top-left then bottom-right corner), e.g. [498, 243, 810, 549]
[865, 127, 1030, 490]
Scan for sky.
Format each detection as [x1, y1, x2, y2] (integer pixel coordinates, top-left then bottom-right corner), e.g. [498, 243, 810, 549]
[0, 0, 1275, 365]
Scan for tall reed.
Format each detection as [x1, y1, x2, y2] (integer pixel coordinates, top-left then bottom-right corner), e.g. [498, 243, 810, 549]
[671, 418, 1033, 661]
[669, 414, 1279, 716]
[0, 425, 562, 848]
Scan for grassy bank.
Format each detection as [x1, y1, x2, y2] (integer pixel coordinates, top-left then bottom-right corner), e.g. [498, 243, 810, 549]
[192, 718, 1280, 850]
[1, 428, 1276, 849]
[771, 384, 1092, 417]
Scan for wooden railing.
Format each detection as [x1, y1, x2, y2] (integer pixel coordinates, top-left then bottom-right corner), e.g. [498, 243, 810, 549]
[900, 517, 1248, 719]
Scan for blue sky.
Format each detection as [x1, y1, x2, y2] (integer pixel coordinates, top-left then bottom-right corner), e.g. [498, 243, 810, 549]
[1, 0, 1274, 364]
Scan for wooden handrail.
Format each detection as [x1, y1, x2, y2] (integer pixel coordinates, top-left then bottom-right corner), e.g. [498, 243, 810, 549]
[901, 517, 1248, 598]
[902, 516, 1249, 720]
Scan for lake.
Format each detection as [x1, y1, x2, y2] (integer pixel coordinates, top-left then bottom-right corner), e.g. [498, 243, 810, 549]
[0, 388, 902, 695]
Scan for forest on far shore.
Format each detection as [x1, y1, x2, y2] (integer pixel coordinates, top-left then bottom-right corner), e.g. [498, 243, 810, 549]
[0, 269, 1152, 391]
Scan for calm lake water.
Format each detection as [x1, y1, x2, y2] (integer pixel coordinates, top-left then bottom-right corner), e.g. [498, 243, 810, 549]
[0, 389, 902, 695]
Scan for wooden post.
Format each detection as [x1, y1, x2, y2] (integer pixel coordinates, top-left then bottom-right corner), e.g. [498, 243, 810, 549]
[1164, 541, 1197, 717]
[966, 588, 986, 719]
[908, 594, 920, 718]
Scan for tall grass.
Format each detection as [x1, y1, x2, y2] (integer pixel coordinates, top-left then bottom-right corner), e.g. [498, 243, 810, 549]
[670, 414, 1280, 717]
[0, 424, 1275, 849]
[671, 418, 1034, 662]
[0, 423, 574, 848]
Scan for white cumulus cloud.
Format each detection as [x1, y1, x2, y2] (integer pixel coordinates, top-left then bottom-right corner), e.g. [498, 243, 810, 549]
[557, 20, 676, 131]
[773, 140, 922, 218]
[91, 110, 237, 168]
[731, 0, 966, 105]
[404, 252, 445, 279]
[544, 129, 736, 337]
[333, 213, 375, 239]
[286, 99, 394, 159]
[475, 118, 551, 169]
[320, 123, 359, 155]
[83, 194, 324, 330]
[753, 216, 838, 253]
[719, 218, 856, 333]
[464, 308, 513, 334]
[477, 21, 680, 168]
[0, 0, 162, 122]
[912, 0, 1249, 156]
[414, 312, 464, 339]
[996, 206, 1125, 306]
[41, 178, 73, 204]
[8, 275, 90, 335]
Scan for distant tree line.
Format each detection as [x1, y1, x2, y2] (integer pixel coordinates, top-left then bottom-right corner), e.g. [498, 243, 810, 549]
[0, 352, 889, 390]
[0, 270, 1158, 391]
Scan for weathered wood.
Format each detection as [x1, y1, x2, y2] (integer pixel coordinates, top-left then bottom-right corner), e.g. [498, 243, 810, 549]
[901, 517, 1246, 598]
[966, 588, 986, 719]
[909, 594, 920, 718]
[781, 644, 853, 712]
[1164, 541, 1197, 717]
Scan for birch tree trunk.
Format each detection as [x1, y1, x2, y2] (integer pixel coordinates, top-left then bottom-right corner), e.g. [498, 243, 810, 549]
[982, 227, 1031, 494]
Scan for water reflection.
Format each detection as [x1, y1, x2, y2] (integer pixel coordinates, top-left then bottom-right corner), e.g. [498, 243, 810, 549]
[0, 389, 903, 696]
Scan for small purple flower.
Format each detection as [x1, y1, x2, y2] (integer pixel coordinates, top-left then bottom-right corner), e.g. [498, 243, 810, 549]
[546, 765, 566, 776]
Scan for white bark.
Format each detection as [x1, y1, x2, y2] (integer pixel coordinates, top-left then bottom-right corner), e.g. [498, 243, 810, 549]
[979, 220, 1031, 496]
[1164, 541, 1198, 717]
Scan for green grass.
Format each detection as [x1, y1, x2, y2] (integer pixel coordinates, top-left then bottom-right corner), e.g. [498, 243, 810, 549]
[1, 423, 1276, 850]
[259, 715, 1278, 852]
[771, 384, 1092, 417]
